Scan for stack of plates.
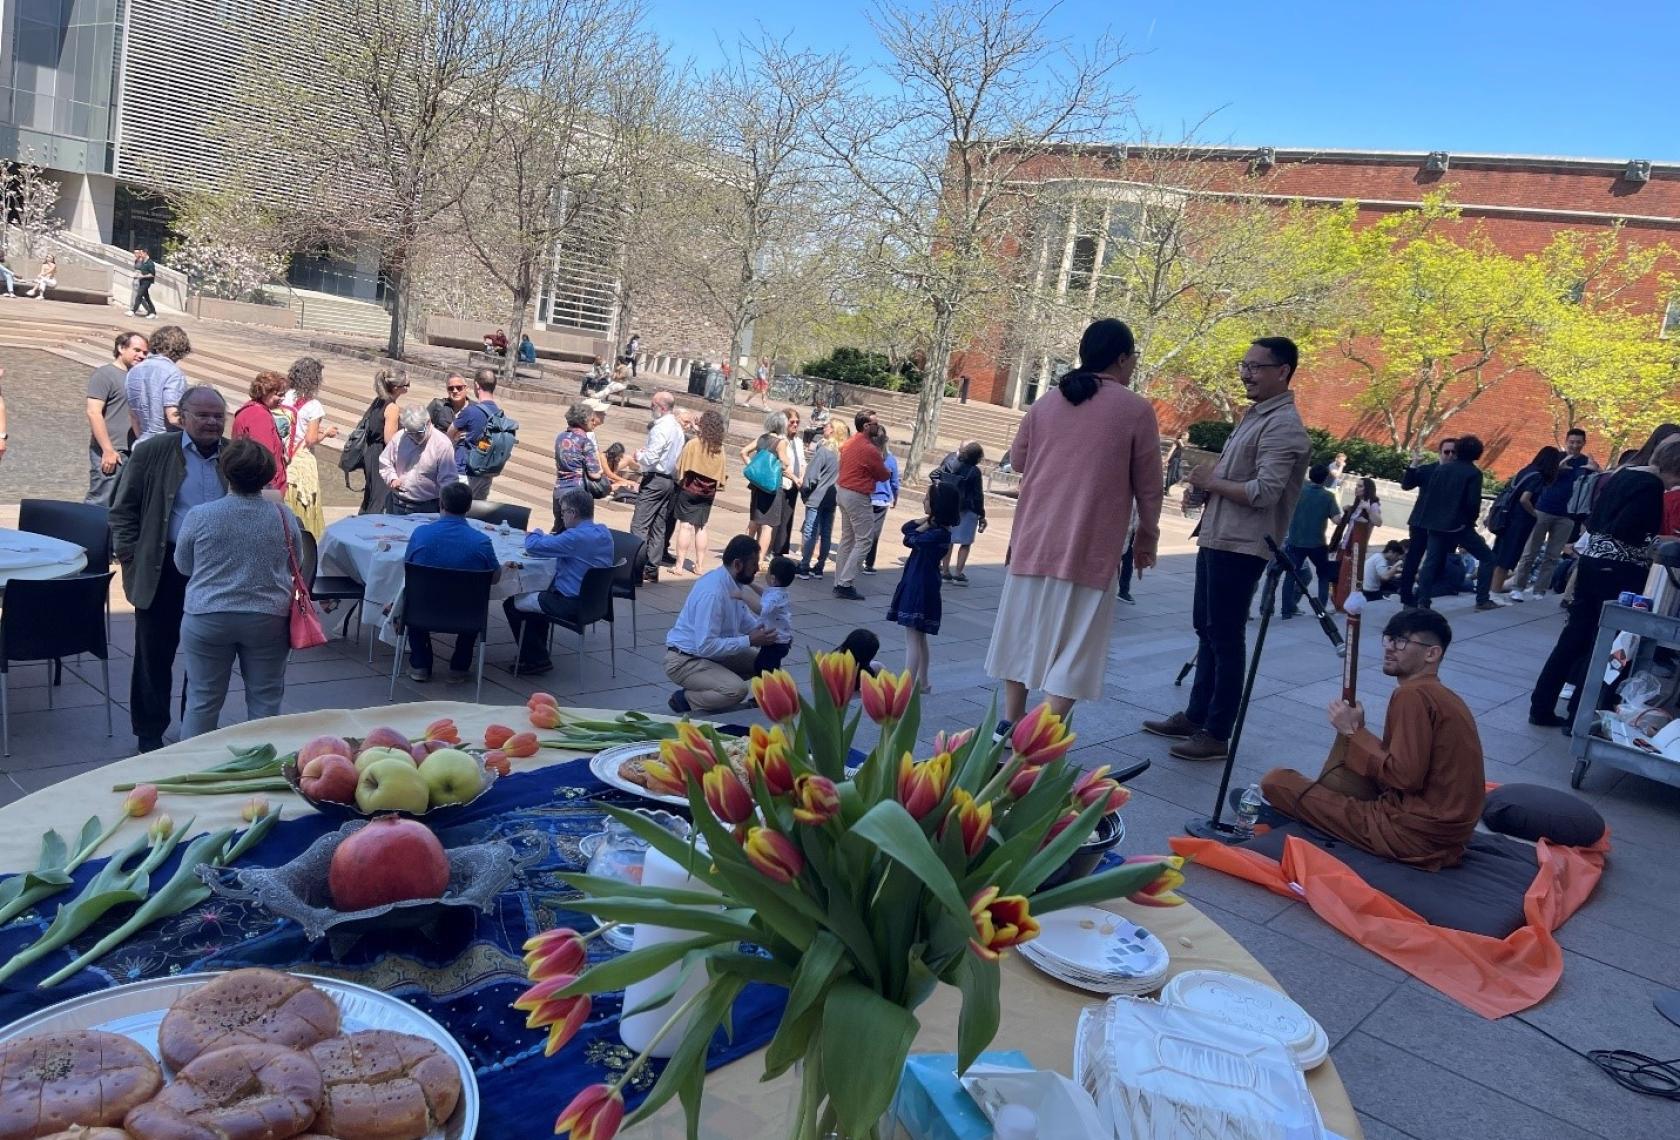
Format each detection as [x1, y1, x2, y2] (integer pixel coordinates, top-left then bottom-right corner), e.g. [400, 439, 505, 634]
[1019, 906, 1169, 995]
[1161, 970, 1329, 1070]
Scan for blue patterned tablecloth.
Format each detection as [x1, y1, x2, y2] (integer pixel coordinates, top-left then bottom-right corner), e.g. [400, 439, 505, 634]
[0, 758, 787, 1139]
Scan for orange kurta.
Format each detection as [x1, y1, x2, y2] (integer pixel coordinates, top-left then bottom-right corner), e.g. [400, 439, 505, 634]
[1262, 674, 1485, 870]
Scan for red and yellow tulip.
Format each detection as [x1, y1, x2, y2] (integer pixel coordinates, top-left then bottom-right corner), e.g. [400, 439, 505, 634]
[1072, 765, 1131, 814]
[503, 731, 541, 759]
[524, 927, 587, 979]
[703, 766, 755, 825]
[1040, 809, 1081, 849]
[860, 667, 914, 724]
[813, 649, 857, 708]
[743, 826, 803, 884]
[750, 669, 801, 723]
[484, 750, 512, 778]
[122, 783, 157, 818]
[941, 788, 992, 859]
[513, 975, 592, 1056]
[792, 774, 840, 826]
[897, 752, 952, 821]
[554, 1082, 625, 1140]
[1010, 704, 1075, 767]
[653, 723, 721, 795]
[744, 724, 795, 795]
[968, 886, 1039, 960]
[484, 724, 517, 749]
[1125, 855, 1187, 908]
[528, 702, 564, 730]
[423, 717, 461, 744]
[1007, 764, 1043, 799]
[932, 728, 975, 756]
[527, 691, 559, 710]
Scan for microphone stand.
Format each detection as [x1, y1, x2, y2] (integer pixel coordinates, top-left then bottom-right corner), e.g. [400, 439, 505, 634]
[1184, 536, 1345, 843]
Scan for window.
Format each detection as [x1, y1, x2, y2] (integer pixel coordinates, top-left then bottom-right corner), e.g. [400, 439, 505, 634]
[1661, 298, 1680, 338]
[1067, 235, 1098, 292]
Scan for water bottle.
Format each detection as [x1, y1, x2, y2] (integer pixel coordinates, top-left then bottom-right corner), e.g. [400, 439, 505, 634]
[1234, 783, 1265, 836]
[498, 520, 511, 538]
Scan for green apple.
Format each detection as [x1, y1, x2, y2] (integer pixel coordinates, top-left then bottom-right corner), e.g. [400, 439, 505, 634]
[355, 745, 416, 774]
[417, 748, 485, 808]
[355, 756, 431, 815]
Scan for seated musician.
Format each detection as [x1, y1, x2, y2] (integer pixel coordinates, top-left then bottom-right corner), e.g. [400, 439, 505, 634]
[1260, 608, 1485, 870]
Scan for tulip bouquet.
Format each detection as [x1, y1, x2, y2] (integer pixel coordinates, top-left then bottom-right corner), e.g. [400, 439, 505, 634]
[521, 652, 1182, 1140]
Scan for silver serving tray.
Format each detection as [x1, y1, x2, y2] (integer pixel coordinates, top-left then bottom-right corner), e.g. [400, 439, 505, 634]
[0, 972, 477, 1139]
[590, 741, 688, 807]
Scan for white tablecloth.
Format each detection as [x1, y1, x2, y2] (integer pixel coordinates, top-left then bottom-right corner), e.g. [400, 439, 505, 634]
[0, 528, 89, 586]
[317, 514, 557, 644]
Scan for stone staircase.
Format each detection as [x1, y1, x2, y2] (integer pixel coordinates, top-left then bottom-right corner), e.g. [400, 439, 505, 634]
[260, 287, 392, 338]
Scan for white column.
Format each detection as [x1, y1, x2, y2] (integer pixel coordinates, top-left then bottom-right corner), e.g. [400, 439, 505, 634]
[53, 171, 116, 244]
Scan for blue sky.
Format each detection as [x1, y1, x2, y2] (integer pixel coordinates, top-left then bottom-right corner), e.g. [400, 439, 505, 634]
[649, 0, 1677, 161]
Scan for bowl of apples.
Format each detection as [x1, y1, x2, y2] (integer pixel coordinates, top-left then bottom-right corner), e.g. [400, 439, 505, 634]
[282, 726, 501, 824]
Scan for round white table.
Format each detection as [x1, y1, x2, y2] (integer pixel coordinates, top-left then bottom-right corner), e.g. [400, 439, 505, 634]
[316, 514, 558, 645]
[0, 528, 89, 587]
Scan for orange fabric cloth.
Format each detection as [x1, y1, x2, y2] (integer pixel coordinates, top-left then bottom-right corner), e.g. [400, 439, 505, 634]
[837, 433, 890, 495]
[1170, 823, 1608, 1019]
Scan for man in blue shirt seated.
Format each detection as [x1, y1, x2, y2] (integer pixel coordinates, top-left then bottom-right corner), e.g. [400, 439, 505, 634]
[664, 534, 779, 713]
[503, 487, 616, 674]
[403, 481, 502, 683]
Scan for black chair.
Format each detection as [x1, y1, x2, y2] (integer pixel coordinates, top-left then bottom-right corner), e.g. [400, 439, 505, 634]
[389, 564, 495, 702]
[467, 501, 532, 530]
[607, 530, 647, 641]
[0, 572, 115, 756]
[299, 530, 368, 650]
[532, 560, 622, 677]
[18, 499, 113, 567]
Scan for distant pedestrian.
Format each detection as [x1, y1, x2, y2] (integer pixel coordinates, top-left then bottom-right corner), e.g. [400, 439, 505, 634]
[1509, 427, 1597, 601]
[352, 370, 408, 515]
[619, 332, 641, 377]
[129, 248, 157, 318]
[1326, 451, 1347, 489]
[379, 407, 457, 515]
[27, 255, 55, 298]
[934, 442, 986, 586]
[862, 429, 900, 574]
[831, 423, 891, 600]
[672, 409, 728, 574]
[741, 410, 794, 562]
[1330, 477, 1383, 611]
[631, 390, 683, 578]
[231, 370, 291, 493]
[283, 356, 335, 541]
[1411, 434, 1497, 611]
[1280, 464, 1340, 619]
[889, 482, 959, 694]
[85, 331, 148, 506]
[797, 422, 848, 580]
[958, 374, 971, 404]
[124, 324, 191, 442]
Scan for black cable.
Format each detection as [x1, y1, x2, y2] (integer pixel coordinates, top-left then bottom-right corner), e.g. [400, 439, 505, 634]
[1513, 1012, 1680, 1101]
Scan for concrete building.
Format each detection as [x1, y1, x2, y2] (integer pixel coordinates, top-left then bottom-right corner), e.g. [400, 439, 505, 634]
[958, 145, 1680, 472]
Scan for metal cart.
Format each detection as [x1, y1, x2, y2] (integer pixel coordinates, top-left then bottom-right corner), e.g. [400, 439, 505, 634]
[1568, 603, 1680, 790]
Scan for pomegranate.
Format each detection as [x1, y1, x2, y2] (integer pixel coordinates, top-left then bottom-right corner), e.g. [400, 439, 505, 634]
[328, 817, 451, 912]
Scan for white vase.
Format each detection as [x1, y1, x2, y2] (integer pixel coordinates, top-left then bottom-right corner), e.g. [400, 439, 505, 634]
[618, 844, 721, 1058]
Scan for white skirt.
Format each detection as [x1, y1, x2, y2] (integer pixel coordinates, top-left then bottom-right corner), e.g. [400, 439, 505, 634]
[984, 572, 1118, 702]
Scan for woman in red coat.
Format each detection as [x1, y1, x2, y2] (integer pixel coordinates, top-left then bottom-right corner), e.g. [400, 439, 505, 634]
[231, 370, 291, 493]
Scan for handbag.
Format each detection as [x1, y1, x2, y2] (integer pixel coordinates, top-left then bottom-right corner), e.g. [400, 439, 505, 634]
[277, 505, 327, 650]
[743, 435, 784, 493]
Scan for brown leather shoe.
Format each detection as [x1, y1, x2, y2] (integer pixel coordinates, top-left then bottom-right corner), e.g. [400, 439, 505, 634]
[1169, 730, 1230, 762]
[1141, 711, 1201, 740]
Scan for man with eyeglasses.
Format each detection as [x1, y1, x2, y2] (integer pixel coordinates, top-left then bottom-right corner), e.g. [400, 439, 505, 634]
[427, 372, 472, 433]
[1258, 607, 1485, 871]
[1396, 437, 1457, 605]
[1143, 337, 1310, 763]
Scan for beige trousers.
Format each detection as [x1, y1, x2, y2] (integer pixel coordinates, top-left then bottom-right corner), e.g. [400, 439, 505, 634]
[664, 647, 758, 711]
[833, 488, 876, 587]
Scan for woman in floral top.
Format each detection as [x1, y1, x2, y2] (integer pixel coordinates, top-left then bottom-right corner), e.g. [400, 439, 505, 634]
[552, 402, 604, 530]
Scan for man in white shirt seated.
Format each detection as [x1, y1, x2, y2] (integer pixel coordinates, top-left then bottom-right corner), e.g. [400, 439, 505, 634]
[1363, 539, 1405, 601]
[631, 390, 684, 581]
[664, 534, 779, 712]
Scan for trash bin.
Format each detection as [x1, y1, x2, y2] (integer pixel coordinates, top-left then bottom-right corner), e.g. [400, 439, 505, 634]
[687, 362, 708, 397]
[704, 367, 726, 402]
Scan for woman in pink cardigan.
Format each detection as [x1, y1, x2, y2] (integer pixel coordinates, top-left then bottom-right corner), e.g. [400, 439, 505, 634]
[983, 319, 1164, 725]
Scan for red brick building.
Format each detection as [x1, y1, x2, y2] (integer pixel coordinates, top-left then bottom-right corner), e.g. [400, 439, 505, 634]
[958, 146, 1680, 474]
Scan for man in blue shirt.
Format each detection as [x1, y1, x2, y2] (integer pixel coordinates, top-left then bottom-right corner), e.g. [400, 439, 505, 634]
[448, 369, 503, 501]
[1281, 463, 1342, 618]
[404, 482, 502, 682]
[503, 488, 616, 674]
[861, 436, 900, 574]
[1509, 426, 1597, 601]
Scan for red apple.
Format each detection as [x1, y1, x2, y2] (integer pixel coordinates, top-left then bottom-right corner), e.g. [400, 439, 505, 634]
[361, 726, 411, 752]
[328, 817, 450, 911]
[299, 754, 359, 804]
[298, 735, 354, 766]
[410, 739, 450, 763]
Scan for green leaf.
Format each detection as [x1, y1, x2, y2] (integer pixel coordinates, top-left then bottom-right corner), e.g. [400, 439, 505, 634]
[218, 807, 282, 865]
[952, 952, 1001, 1074]
[621, 950, 704, 1019]
[74, 817, 103, 858]
[1004, 795, 1110, 898]
[622, 974, 746, 1129]
[996, 761, 1078, 839]
[821, 980, 921, 1138]
[1027, 859, 1178, 915]
[555, 873, 725, 909]
[782, 931, 846, 1029]
[555, 934, 726, 997]
[848, 801, 969, 921]
[707, 950, 793, 987]
[762, 1004, 821, 1078]
[598, 806, 724, 890]
[564, 899, 757, 940]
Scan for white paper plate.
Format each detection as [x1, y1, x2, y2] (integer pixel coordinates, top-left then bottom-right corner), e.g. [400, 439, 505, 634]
[1162, 969, 1321, 1052]
[0, 972, 476, 1138]
[590, 741, 688, 807]
[1294, 1022, 1330, 1071]
[1027, 906, 1169, 979]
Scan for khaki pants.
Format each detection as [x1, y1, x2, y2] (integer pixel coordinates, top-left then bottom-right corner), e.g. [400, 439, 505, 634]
[1511, 511, 1573, 595]
[665, 647, 758, 712]
[833, 488, 876, 587]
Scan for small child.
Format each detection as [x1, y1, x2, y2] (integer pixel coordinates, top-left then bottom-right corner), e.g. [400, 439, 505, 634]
[834, 628, 882, 682]
[737, 555, 797, 675]
[888, 483, 960, 693]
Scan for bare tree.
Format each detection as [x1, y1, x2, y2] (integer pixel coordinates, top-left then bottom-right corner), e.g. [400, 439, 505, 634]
[817, 0, 1130, 476]
[458, 0, 662, 382]
[257, 0, 529, 358]
[7, 157, 63, 257]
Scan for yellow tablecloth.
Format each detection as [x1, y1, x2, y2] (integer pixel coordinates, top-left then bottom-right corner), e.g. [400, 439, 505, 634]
[1, 702, 1360, 1139]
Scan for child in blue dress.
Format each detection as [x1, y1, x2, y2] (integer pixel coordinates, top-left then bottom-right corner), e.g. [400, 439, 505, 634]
[888, 482, 961, 693]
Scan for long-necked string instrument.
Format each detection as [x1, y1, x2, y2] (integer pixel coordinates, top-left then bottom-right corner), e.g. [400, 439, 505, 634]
[1319, 588, 1379, 798]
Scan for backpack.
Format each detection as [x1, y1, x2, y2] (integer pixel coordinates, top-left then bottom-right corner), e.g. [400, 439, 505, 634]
[1485, 471, 1533, 534]
[743, 434, 784, 493]
[1565, 468, 1604, 519]
[465, 406, 519, 476]
[337, 399, 381, 487]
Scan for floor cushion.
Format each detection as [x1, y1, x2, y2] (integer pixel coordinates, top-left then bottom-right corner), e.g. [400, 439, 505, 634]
[1481, 783, 1606, 847]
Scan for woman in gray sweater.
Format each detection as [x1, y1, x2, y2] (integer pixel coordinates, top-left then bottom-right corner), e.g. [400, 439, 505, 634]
[174, 438, 302, 737]
[796, 421, 848, 579]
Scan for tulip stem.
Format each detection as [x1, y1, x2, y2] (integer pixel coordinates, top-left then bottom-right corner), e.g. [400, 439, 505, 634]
[68, 815, 123, 872]
[609, 984, 711, 1095]
[975, 753, 1025, 806]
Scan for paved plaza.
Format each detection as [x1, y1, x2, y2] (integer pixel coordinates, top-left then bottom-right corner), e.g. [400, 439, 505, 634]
[2, 317, 1677, 1139]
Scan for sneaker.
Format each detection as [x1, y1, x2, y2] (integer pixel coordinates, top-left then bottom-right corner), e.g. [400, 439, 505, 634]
[668, 690, 692, 713]
[1280, 611, 1297, 620]
[1116, 591, 1135, 605]
[1141, 711, 1200, 740]
[940, 570, 953, 581]
[861, 566, 877, 575]
[952, 573, 969, 587]
[408, 668, 432, 682]
[833, 585, 865, 601]
[1170, 730, 1230, 762]
[137, 735, 164, 753]
[124, 308, 134, 315]
[1527, 711, 1568, 728]
[445, 669, 472, 684]
[1560, 683, 1576, 701]
[1508, 590, 1526, 603]
[1474, 600, 1500, 611]
[796, 566, 815, 580]
[992, 718, 1014, 745]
